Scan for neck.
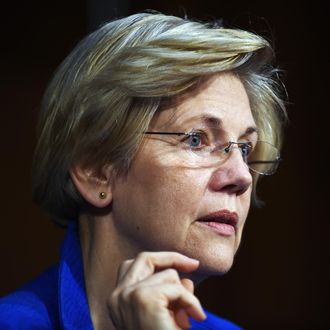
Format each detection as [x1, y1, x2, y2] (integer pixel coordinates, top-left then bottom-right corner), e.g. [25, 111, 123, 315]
[79, 213, 135, 330]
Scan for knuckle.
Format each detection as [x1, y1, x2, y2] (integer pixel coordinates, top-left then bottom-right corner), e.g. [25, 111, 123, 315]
[110, 286, 133, 306]
[165, 268, 180, 282]
[136, 251, 154, 268]
[130, 287, 148, 304]
[109, 287, 121, 306]
[136, 251, 149, 261]
[175, 283, 186, 293]
[117, 287, 131, 305]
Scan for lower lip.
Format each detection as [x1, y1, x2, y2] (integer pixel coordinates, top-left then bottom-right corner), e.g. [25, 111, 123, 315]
[198, 221, 236, 236]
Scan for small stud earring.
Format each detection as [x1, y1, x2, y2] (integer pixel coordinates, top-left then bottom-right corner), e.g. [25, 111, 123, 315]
[99, 192, 106, 199]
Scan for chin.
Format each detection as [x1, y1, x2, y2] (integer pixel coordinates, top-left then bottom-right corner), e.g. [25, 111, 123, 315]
[190, 246, 236, 279]
[201, 257, 234, 276]
[188, 257, 234, 285]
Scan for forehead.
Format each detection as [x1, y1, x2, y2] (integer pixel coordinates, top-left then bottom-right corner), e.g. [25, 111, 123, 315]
[153, 73, 256, 133]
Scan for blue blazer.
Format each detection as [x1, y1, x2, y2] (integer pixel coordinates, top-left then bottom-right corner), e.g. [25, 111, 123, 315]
[0, 224, 243, 329]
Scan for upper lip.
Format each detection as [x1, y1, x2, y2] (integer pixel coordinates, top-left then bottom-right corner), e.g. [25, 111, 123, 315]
[197, 210, 239, 228]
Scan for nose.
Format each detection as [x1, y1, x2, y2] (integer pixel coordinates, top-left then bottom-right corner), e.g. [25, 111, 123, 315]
[208, 148, 253, 195]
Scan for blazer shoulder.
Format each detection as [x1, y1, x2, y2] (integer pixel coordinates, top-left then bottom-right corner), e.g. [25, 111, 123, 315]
[0, 266, 60, 329]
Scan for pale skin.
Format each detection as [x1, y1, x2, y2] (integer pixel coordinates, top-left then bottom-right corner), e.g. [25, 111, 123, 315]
[71, 72, 257, 329]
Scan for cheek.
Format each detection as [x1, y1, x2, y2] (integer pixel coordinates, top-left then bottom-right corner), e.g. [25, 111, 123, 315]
[112, 165, 209, 252]
[136, 166, 207, 220]
[118, 159, 209, 229]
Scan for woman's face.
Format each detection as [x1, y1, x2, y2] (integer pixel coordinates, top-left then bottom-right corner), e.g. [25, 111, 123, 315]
[111, 73, 256, 277]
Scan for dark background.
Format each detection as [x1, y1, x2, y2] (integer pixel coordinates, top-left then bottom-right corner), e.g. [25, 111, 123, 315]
[1, 1, 328, 329]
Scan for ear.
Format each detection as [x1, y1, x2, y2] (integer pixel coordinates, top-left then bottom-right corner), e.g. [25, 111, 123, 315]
[70, 164, 113, 208]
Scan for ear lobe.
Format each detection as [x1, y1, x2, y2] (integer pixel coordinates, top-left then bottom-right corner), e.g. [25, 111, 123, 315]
[70, 164, 113, 208]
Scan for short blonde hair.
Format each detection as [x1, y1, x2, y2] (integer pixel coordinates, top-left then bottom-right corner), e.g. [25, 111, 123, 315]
[32, 12, 287, 226]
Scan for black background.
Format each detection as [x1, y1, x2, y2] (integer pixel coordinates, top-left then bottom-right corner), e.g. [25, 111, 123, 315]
[1, 1, 328, 329]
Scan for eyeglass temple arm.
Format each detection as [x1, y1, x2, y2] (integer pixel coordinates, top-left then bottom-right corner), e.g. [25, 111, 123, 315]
[144, 132, 187, 136]
[248, 158, 282, 165]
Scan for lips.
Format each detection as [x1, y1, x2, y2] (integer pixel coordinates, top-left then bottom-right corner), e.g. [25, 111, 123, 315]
[197, 210, 238, 236]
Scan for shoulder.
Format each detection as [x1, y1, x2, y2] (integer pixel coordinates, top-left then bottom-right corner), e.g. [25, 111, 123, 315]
[0, 266, 60, 329]
[190, 310, 244, 330]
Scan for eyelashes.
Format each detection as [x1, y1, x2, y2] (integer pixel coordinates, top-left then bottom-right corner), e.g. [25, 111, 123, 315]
[181, 131, 207, 149]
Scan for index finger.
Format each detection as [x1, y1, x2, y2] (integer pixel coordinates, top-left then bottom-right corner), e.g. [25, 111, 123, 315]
[117, 251, 199, 286]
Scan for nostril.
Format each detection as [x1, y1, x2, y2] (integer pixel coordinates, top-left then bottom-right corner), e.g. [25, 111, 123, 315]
[222, 184, 238, 193]
[222, 183, 251, 196]
[237, 182, 251, 196]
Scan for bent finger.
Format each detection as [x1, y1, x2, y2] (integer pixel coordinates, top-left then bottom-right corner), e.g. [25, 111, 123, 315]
[181, 278, 194, 293]
[133, 283, 206, 322]
[174, 308, 191, 330]
[118, 252, 199, 286]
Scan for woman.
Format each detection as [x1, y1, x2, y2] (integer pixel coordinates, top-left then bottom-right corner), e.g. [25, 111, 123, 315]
[0, 12, 286, 329]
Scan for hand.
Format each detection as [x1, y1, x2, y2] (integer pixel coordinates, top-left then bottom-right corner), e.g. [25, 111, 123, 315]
[108, 251, 206, 330]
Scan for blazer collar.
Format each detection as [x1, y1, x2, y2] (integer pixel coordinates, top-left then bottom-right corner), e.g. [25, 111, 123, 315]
[58, 223, 94, 329]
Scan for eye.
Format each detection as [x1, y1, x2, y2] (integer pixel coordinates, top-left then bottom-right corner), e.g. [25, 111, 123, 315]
[184, 132, 206, 149]
[239, 142, 253, 158]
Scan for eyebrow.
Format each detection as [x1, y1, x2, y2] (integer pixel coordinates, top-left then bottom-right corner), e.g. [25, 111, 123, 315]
[201, 115, 222, 128]
[244, 126, 259, 136]
[198, 115, 258, 136]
